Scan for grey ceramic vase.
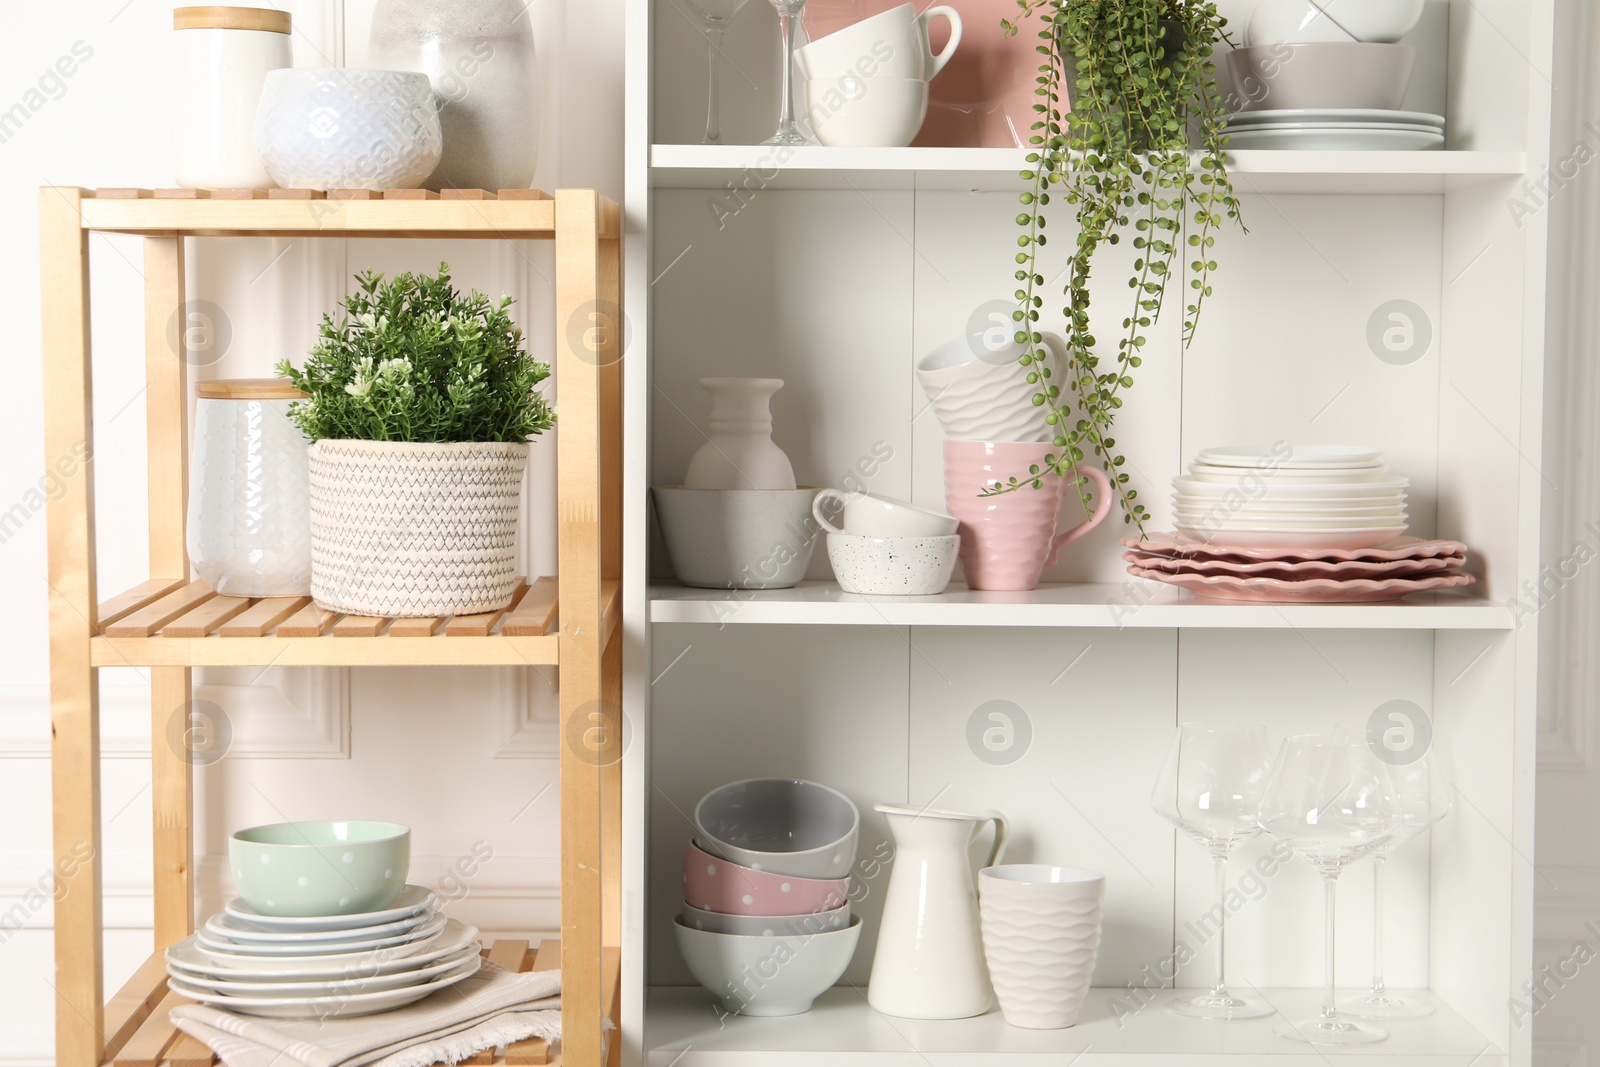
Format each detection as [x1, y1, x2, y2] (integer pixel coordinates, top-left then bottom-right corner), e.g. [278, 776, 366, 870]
[368, 0, 540, 191]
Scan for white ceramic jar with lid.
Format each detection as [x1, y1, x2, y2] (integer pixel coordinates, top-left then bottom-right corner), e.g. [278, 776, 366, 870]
[173, 6, 292, 189]
[187, 378, 313, 596]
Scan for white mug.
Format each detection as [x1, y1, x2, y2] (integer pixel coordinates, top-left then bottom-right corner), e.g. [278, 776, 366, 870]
[916, 331, 1069, 443]
[807, 76, 929, 148]
[812, 489, 959, 538]
[795, 3, 962, 83]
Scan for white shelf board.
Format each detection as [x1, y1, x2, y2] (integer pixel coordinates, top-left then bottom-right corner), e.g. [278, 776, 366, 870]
[648, 581, 1514, 630]
[649, 144, 1526, 193]
[646, 986, 1506, 1065]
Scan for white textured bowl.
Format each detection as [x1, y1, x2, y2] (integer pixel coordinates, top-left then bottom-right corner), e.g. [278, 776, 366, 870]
[256, 68, 441, 190]
[674, 915, 862, 1016]
[979, 865, 1104, 1029]
[681, 901, 852, 937]
[826, 533, 959, 596]
[652, 487, 821, 590]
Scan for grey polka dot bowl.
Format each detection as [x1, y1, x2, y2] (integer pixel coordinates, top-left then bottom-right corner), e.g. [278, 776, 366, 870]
[229, 821, 410, 917]
[826, 532, 960, 596]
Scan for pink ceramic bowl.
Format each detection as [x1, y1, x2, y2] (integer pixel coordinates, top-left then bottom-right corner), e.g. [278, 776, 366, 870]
[683, 841, 849, 917]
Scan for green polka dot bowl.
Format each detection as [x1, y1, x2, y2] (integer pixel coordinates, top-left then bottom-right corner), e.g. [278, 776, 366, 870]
[229, 821, 410, 917]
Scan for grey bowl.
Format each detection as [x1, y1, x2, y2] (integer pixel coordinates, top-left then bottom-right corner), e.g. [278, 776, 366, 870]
[695, 777, 860, 879]
[652, 487, 821, 589]
[1227, 43, 1416, 113]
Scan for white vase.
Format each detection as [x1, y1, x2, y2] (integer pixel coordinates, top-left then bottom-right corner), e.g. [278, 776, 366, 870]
[186, 380, 312, 597]
[979, 865, 1105, 1029]
[866, 804, 1008, 1019]
[682, 378, 797, 491]
[369, 0, 540, 191]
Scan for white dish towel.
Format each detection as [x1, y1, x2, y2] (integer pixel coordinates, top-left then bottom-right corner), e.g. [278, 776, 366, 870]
[170, 961, 561, 1067]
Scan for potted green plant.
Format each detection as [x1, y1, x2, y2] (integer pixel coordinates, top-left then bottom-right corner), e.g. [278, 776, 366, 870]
[995, 0, 1244, 533]
[276, 263, 555, 617]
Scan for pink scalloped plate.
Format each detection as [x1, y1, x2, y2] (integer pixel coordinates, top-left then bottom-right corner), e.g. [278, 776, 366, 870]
[1126, 565, 1476, 603]
[1123, 533, 1469, 563]
[1123, 551, 1466, 580]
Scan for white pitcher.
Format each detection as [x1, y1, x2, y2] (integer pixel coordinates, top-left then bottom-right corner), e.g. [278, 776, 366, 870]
[867, 803, 1008, 1019]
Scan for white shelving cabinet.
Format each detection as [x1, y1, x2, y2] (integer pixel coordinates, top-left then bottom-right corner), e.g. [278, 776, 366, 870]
[620, 0, 1556, 1064]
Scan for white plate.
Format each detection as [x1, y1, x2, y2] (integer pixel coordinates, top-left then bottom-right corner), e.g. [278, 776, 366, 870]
[223, 884, 436, 932]
[1226, 108, 1445, 127]
[1183, 469, 1409, 487]
[1226, 127, 1443, 151]
[1172, 478, 1406, 501]
[1193, 445, 1383, 468]
[196, 911, 447, 959]
[167, 918, 479, 978]
[167, 944, 480, 997]
[1228, 119, 1444, 135]
[205, 906, 434, 944]
[1174, 495, 1406, 512]
[167, 954, 481, 1018]
[1175, 507, 1410, 523]
[1175, 515, 1409, 531]
[1175, 524, 1409, 549]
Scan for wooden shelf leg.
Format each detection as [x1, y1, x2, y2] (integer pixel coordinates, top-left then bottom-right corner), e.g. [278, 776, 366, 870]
[143, 236, 194, 947]
[556, 189, 607, 1067]
[41, 186, 105, 1067]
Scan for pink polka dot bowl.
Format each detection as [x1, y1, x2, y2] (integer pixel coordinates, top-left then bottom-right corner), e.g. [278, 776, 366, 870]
[683, 840, 850, 917]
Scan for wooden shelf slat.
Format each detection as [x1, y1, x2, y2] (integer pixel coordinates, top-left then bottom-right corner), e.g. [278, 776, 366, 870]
[488, 938, 530, 972]
[160, 595, 251, 638]
[75, 193, 570, 239]
[449, 581, 530, 637]
[502, 577, 559, 636]
[276, 602, 339, 638]
[162, 1032, 215, 1067]
[111, 991, 182, 1067]
[217, 596, 310, 637]
[91, 634, 560, 667]
[332, 614, 387, 637]
[388, 616, 444, 637]
[97, 579, 184, 630]
[266, 189, 325, 199]
[384, 189, 438, 200]
[102, 954, 171, 1061]
[442, 189, 496, 200]
[103, 582, 216, 638]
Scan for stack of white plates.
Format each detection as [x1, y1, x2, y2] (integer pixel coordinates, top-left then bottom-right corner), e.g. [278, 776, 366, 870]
[1225, 109, 1444, 151]
[1173, 444, 1409, 550]
[165, 886, 482, 1018]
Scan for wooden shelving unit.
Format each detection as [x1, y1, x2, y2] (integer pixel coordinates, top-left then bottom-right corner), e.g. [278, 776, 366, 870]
[40, 187, 624, 1067]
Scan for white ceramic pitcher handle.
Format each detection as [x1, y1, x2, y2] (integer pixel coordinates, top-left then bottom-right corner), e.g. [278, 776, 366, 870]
[1046, 466, 1114, 566]
[811, 488, 849, 535]
[979, 809, 1009, 867]
[920, 5, 963, 80]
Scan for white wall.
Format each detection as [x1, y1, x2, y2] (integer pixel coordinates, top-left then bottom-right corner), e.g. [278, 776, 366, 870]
[0, 2, 620, 1063]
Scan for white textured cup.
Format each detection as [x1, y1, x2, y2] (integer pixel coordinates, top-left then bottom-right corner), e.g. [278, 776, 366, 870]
[812, 490, 958, 538]
[916, 332, 1067, 443]
[795, 3, 961, 82]
[979, 865, 1105, 1029]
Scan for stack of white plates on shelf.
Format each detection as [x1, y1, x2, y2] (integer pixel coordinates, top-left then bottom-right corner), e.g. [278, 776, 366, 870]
[1224, 109, 1445, 151]
[165, 886, 482, 1018]
[1172, 444, 1410, 549]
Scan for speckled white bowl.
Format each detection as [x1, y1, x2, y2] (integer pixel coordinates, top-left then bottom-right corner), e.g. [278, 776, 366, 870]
[826, 533, 959, 596]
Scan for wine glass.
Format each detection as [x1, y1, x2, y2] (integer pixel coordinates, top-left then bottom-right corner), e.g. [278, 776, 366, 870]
[1258, 732, 1401, 1045]
[1340, 722, 1454, 1020]
[1151, 723, 1276, 1020]
[763, 0, 810, 145]
[692, 0, 752, 144]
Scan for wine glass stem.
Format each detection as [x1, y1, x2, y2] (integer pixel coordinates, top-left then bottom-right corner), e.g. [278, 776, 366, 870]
[704, 27, 726, 144]
[1212, 853, 1230, 997]
[775, 10, 797, 136]
[1322, 872, 1339, 1023]
[1371, 855, 1387, 997]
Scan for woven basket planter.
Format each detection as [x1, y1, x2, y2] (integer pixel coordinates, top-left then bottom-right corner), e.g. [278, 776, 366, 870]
[307, 439, 529, 617]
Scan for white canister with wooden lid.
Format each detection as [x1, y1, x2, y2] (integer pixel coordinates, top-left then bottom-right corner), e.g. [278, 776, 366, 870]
[173, 6, 292, 189]
[187, 379, 313, 596]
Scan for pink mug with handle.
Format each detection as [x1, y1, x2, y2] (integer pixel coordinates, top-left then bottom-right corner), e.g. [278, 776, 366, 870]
[943, 441, 1113, 591]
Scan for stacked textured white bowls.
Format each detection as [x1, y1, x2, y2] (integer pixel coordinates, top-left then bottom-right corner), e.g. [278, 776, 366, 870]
[1173, 445, 1409, 550]
[164, 887, 483, 1018]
